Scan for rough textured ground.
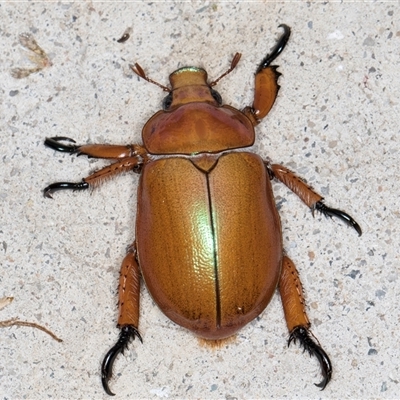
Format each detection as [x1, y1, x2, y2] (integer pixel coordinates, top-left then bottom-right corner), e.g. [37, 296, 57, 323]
[1, 2, 399, 399]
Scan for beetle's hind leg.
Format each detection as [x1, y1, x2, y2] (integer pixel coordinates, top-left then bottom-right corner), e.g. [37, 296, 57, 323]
[102, 244, 142, 396]
[279, 256, 332, 389]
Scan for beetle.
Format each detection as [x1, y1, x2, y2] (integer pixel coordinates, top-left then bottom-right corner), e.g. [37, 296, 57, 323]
[43, 25, 362, 395]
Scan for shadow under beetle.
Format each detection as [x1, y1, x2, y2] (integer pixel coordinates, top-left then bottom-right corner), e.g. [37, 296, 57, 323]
[44, 25, 362, 395]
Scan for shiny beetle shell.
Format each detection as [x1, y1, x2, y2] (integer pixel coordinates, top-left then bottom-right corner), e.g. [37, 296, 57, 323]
[137, 152, 282, 339]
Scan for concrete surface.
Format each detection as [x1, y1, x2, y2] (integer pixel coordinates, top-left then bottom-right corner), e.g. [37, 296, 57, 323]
[1, 2, 399, 399]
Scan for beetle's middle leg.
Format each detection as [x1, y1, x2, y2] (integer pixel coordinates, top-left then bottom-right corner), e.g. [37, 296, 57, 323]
[270, 164, 362, 236]
[279, 255, 332, 389]
[44, 156, 143, 198]
[101, 243, 142, 396]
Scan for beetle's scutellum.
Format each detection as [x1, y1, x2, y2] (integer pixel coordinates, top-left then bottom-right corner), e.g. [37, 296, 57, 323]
[44, 25, 361, 395]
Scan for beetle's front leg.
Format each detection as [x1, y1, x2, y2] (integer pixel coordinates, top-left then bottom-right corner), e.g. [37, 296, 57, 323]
[270, 164, 362, 236]
[243, 24, 291, 126]
[44, 156, 143, 198]
[279, 256, 332, 389]
[45, 136, 146, 160]
[102, 244, 142, 396]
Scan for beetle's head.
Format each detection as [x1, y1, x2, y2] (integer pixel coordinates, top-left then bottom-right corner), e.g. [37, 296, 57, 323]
[164, 67, 221, 110]
[130, 53, 241, 111]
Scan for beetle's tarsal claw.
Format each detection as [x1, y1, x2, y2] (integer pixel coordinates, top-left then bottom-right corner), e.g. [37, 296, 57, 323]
[101, 325, 142, 396]
[314, 201, 362, 236]
[288, 326, 332, 390]
[44, 136, 78, 153]
[256, 24, 291, 73]
[43, 181, 89, 198]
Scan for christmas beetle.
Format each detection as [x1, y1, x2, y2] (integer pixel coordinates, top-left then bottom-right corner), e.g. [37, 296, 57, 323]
[44, 25, 361, 395]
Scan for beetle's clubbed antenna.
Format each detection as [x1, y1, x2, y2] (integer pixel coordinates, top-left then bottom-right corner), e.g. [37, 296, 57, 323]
[130, 63, 171, 92]
[209, 52, 242, 87]
[289, 326, 332, 390]
[101, 325, 142, 396]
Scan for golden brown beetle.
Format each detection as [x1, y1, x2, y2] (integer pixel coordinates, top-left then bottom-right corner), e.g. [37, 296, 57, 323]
[44, 25, 361, 395]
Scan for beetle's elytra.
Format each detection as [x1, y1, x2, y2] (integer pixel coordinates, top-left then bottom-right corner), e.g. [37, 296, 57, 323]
[44, 25, 362, 395]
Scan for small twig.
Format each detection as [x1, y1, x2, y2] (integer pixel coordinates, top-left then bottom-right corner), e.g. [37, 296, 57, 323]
[0, 317, 63, 342]
[0, 296, 62, 342]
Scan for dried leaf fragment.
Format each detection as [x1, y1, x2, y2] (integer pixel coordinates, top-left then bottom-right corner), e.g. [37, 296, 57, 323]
[0, 296, 14, 311]
[11, 32, 52, 79]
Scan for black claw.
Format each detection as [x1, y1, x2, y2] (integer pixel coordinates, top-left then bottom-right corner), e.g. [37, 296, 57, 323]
[288, 326, 332, 390]
[256, 24, 291, 73]
[314, 201, 362, 236]
[101, 326, 142, 396]
[43, 181, 89, 198]
[44, 136, 79, 153]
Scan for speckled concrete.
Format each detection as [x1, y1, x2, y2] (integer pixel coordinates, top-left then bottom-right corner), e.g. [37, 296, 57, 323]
[1, 2, 399, 399]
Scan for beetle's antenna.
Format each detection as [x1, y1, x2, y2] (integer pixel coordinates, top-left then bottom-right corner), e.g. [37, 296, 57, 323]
[209, 53, 241, 87]
[129, 63, 171, 92]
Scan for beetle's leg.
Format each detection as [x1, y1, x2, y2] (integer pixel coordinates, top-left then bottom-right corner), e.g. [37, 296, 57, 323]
[270, 164, 362, 236]
[44, 156, 143, 198]
[279, 256, 332, 389]
[44, 137, 79, 152]
[102, 244, 142, 396]
[243, 24, 291, 126]
[45, 136, 147, 160]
